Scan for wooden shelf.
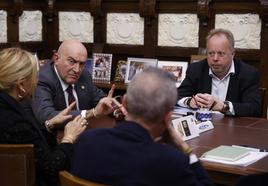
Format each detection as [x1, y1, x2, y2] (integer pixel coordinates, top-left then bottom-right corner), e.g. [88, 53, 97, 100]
[94, 82, 127, 90]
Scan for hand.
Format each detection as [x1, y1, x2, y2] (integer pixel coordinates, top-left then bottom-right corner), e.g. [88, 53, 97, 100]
[49, 102, 76, 127]
[94, 97, 116, 117]
[62, 115, 87, 143]
[166, 122, 191, 154]
[108, 84, 115, 98]
[111, 97, 128, 120]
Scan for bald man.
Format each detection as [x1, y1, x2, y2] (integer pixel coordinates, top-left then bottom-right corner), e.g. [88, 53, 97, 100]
[32, 40, 107, 129]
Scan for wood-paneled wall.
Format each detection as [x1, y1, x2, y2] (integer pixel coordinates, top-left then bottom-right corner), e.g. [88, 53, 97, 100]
[0, 0, 267, 100]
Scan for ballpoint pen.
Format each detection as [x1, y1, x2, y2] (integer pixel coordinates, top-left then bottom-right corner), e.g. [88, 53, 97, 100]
[209, 101, 216, 111]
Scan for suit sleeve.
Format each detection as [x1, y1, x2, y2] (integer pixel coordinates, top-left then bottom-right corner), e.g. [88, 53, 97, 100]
[232, 68, 261, 117]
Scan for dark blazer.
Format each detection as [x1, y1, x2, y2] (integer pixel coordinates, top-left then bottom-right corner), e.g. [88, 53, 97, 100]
[178, 59, 261, 117]
[33, 61, 106, 124]
[0, 91, 73, 186]
[71, 121, 213, 186]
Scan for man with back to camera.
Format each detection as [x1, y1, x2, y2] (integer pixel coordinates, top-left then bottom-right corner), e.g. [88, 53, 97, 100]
[177, 28, 261, 117]
[71, 67, 213, 186]
[32, 39, 115, 130]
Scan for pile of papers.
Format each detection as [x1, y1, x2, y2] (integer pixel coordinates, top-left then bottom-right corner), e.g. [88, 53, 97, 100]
[200, 145, 268, 167]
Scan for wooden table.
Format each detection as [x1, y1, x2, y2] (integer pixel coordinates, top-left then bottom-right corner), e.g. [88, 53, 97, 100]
[187, 114, 268, 185]
[78, 114, 268, 186]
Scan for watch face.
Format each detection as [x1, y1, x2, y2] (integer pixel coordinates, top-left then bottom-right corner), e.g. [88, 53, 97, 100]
[223, 101, 230, 112]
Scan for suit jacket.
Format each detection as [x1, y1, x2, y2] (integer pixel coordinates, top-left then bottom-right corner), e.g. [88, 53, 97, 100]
[177, 59, 261, 117]
[0, 91, 73, 186]
[71, 121, 212, 186]
[33, 60, 106, 124]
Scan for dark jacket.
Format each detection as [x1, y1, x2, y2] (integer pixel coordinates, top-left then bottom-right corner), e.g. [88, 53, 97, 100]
[0, 91, 73, 186]
[71, 121, 213, 186]
[178, 59, 261, 117]
[32, 60, 106, 125]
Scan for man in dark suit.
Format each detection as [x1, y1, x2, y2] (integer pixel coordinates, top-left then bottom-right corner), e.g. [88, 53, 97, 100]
[71, 68, 213, 186]
[33, 39, 111, 129]
[177, 28, 261, 117]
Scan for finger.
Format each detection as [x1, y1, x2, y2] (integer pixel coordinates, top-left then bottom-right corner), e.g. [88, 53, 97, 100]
[108, 84, 115, 98]
[62, 102, 76, 114]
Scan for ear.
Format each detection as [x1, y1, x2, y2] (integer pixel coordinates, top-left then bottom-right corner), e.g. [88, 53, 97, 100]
[17, 79, 25, 92]
[53, 52, 60, 64]
[163, 110, 172, 128]
[231, 50, 235, 58]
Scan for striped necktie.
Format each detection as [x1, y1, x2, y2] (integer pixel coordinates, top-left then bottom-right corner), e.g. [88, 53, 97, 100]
[66, 85, 76, 106]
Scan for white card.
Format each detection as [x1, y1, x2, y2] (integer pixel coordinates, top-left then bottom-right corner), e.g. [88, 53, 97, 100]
[172, 115, 199, 141]
[196, 121, 214, 133]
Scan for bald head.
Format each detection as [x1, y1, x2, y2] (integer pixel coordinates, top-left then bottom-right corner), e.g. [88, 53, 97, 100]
[54, 39, 88, 84]
[58, 39, 88, 58]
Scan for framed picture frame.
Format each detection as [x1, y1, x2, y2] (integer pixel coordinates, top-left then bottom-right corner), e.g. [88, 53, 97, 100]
[92, 53, 113, 82]
[125, 57, 158, 83]
[84, 58, 93, 75]
[157, 61, 188, 87]
[114, 60, 127, 83]
[190, 55, 206, 64]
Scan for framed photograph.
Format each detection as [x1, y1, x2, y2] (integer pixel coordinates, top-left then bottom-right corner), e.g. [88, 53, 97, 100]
[157, 61, 188, 87]
[92, 53, 113, 82]
[84, 58, 93, 75]
[190, 55, 206, 64]
[125, 57, 158, 83]
[114, 60, 127, 83]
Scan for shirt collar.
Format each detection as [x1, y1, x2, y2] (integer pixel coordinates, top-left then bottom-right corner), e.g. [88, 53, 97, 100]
[209, 60, 235, 80]
[54, 65, 74, 91]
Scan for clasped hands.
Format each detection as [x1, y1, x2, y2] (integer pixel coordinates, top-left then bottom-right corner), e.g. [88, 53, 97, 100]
[188, 93, 225, 111]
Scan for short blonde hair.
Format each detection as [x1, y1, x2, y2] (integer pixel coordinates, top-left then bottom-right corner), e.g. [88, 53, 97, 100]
[0, 48, 38, 94]
[206, 28, 235, 52]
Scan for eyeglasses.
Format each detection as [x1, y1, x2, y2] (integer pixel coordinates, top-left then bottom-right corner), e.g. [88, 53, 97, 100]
[207, 51, 226, 58]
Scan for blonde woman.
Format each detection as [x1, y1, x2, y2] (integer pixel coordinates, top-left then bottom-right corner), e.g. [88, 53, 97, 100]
[0, 48, 87, 186]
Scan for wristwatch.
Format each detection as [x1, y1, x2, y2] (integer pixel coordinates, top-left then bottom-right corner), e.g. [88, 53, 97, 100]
[221, 101, 230, 114]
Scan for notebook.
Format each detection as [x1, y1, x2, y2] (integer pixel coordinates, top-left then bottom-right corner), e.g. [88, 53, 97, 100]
[201, 145, 251, 162]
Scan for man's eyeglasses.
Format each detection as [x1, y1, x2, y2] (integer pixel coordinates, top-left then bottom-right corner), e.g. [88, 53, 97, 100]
[207, 51, 226, 58]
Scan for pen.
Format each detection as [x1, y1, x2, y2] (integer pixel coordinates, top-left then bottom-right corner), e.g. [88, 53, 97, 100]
[209, 101, 216, 111]
[232, 145, 268, 152]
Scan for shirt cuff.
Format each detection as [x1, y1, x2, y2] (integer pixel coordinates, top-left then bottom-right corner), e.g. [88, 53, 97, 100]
[81, 110, 87, 118]
[177, 97, 191, 107]
[189, 154, 199, 164]
[227, 101, 235, 115]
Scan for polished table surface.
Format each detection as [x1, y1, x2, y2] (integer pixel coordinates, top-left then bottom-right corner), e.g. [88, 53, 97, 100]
[86, 115, 268, 186]
[186, 114, 268, 185]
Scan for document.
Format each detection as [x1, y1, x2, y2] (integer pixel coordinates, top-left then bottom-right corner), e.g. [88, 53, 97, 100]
[201, 145, 251, 162]
[200, 145, 268, 167]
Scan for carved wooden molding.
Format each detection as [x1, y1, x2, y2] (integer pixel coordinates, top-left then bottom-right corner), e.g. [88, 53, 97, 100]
[260, 0, 268, 27]
[139, 0, 156, 25]
[90, 0, 102, 18]
[9, 0, 23, 23]
[44, 0, 57, 22]
[197, 0, 211, 27]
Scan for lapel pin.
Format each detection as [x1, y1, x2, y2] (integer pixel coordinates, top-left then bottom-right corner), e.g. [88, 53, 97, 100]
[81, 85, 85, 90]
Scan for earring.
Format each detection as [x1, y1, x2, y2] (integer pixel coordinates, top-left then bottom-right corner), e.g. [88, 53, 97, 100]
[18, 94, 23, 99]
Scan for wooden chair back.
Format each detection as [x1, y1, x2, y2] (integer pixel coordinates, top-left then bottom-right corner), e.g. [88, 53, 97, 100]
[0, 144, 35, 186]
[59, 171, 108, 186]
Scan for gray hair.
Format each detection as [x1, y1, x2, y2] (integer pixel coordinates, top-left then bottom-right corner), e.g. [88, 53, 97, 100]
[126, 67, 177, 123]
[206, 28, 235, 52]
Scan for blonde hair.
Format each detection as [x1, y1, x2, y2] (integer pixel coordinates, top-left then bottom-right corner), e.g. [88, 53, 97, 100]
[0, 48, 38, 94]
[206, 28, 235, 52]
